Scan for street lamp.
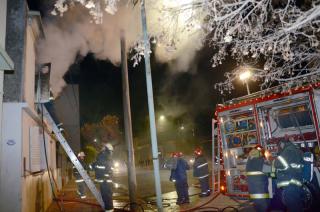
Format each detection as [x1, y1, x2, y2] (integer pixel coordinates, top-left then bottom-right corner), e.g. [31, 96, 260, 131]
[159, 115, 165, 121]
[239, 70, 251, 95]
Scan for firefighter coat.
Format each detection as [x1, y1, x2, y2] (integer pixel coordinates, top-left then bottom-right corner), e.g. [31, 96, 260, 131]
[193, 155, 209, 179]
[274, 142, 303, 188]
[94, 150, 113, 183]
[170, 158, 190, 182]
[245, 155, 270, 199]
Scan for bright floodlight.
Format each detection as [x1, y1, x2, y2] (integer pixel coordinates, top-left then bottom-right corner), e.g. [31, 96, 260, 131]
[114, 161, 120, 168]
[159, 115, 165, 121]
[239, 71, 251, 81]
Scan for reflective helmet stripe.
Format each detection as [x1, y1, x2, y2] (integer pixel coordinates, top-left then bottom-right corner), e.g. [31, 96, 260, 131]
[250, 193, 270, 199]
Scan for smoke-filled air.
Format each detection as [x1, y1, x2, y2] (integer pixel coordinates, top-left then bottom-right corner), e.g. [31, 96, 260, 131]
[37, 0, 205, 96]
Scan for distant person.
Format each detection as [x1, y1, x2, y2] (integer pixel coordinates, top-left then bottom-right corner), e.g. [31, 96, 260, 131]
[246, 145, 271, 212]
[73, 151, 87, 199]
[170, 152, 190, 205]
[94, 143, 114, 212]
[193, 147, 211, 197]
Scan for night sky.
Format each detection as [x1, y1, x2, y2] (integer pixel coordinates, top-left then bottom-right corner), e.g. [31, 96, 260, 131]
[64, 44, 253, 140]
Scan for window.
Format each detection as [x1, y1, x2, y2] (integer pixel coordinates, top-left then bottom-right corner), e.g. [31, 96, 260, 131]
[277, 105, 313, 128]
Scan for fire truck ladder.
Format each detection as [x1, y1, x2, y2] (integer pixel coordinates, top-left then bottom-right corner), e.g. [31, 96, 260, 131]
[41, 105, 105, 208]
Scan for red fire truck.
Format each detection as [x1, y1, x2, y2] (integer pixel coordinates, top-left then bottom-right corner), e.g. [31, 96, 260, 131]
[212, 83, 320, 206]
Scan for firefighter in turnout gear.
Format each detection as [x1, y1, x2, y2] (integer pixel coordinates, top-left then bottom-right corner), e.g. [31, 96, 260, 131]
[73, 152, 87, 199]
[94, 143, 114, 212]
[170, 152, 190, 205]
[245, 145, 271, 212]
[273, 139, 304, 212]
[193, 147, 211, 197]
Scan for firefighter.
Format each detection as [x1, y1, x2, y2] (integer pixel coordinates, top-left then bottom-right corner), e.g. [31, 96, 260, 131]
[94, 143, 114, 212]
[193, 147, 211, 197]
[170, 152, 190, 205]
[245, 145, 271, 212]
[73, 151, 87, 199]
[273, 139, 304, 212]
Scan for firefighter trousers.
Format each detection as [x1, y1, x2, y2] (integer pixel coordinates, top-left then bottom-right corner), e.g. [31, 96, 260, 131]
[252, 199, 270, 212]
[76, 181, 86, 197]
[281, 185, 303, 212]
[175, 180, 189, 203]
[199, 176, 210, 195]
[100, 181, 113, 210]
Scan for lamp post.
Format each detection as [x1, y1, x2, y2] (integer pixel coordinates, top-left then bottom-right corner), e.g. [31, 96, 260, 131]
[140, 0, 163, 210]
[239, 70, 251, 95]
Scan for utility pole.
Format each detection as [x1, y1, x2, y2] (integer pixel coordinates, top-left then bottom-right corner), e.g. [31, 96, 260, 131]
[140, 0, 163, 210]
[120, 30, 137, 211]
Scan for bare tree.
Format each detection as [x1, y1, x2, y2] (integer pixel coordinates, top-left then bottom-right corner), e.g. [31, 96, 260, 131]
[52, 0, 320, 92]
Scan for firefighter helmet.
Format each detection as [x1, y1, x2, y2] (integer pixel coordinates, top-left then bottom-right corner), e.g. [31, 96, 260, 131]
[171, 152, 178, 158]
[104, 143, 114, 152]
[78, 151, 85, 158]
[194, 148, 202, 156]
[249, 148, 261, 158]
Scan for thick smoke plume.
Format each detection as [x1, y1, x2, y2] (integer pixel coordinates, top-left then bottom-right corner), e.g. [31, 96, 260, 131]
[37, 1, 205, 95]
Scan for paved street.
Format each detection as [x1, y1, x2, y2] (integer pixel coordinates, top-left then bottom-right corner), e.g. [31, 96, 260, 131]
[47, 168, 201, 211]
[114, 168, 198, 198]
[47, 168, 256, 212]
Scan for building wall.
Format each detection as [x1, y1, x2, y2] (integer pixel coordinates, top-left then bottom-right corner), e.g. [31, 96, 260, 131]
[0, 3, 66, 212]
[4, 0, 27, 102]
[0, 0, 8, 186]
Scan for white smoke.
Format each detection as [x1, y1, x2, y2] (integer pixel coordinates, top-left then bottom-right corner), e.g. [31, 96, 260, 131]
[37, 1, 205, 95]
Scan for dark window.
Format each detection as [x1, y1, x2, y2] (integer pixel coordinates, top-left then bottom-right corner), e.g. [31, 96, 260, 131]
[278, 110, 313, 128]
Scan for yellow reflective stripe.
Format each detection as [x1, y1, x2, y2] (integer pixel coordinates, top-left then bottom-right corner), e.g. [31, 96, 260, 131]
[278, 156, 289, 170]
[245, 171, 264, 176]
[199, 174, 209, 179]
[290, 163, 302, 169]
[250, 193, 270, 199]
[75, 179, 84, 183]
[96, 165, 106, 169]
[277, 179, 302, 188]
[197, 163, 208, 168]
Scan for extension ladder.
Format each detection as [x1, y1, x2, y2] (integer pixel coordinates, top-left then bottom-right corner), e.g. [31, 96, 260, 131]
[42, 105, 104, 208]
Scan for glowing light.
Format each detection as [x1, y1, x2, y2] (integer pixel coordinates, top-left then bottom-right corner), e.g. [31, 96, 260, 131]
[159, 115, 165, 121]
[114, 183, 119, 188]
[114, 161, 120, 168]
[180, 125, 185, 130]
[239, 71, 252, 81]
[264, 150, 271, 159]
[221, 185, 225, 191]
